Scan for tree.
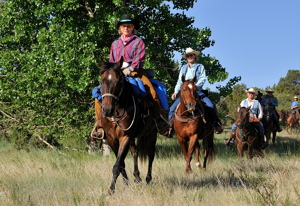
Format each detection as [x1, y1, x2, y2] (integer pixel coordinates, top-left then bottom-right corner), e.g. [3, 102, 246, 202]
[275, 70, 300, 96]
[224, 83, 248, 123]
[0, 0, 239, 146]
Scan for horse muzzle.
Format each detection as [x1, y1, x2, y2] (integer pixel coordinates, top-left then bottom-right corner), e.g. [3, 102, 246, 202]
[101, 104, 115, 117]
[184, 101, 196, 112]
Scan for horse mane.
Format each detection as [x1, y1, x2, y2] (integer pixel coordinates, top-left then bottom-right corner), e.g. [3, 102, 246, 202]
[100, 62, 120, 75]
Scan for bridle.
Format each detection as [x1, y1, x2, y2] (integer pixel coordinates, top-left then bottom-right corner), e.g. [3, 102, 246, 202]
[101, 71, 136, 131]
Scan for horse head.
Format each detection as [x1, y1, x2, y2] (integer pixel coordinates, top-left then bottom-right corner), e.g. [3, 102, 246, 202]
[236, 106, 250, 128]
[263, 103, 272, 122]
[180, 75, 197, 113]
[100, 61, 124, 117]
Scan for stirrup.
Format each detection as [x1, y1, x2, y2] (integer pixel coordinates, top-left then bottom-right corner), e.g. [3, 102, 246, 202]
[224, 139, 234, 146]
[154, 114, 170, 135]
[91, 127, 105, 140]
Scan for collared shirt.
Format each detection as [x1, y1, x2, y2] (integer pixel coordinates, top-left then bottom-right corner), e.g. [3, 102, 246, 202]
[291, 101, 298, 107]
[261, 95, 278, 109]
[238, 99, 263, 119]
[109, 35, 145, 70]
[174, 62, 206, 94]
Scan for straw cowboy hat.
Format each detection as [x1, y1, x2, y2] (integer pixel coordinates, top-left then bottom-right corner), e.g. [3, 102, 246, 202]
[181, 48, 200, 58]
[115, 14, 140, 30]
[246, 88, 258, 95]
[294, 96, 298, 99]
[265, 89, 275, 93]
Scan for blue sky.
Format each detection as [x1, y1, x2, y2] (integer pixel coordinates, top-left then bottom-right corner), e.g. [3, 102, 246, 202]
[172, 0, 300, 91]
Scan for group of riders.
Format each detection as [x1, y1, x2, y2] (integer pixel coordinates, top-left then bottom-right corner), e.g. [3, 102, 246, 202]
[90, 14, 297, 150]
[91, 14, 223, 140]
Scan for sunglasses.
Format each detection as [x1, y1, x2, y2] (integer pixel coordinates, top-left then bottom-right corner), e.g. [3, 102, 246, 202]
[248, 92, 254, 94]
[186, 54, 195, 58]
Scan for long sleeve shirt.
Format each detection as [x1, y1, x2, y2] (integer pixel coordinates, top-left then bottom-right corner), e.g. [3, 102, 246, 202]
[109, 35, 145, 71]
[261, 95, 278, 109]
[174, 63, 206, 94]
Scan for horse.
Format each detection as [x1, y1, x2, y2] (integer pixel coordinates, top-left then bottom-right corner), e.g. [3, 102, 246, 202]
[174, 75, 215, 174]
[99, 61, 157, 195]
[285, 110, 300, 134]
[261, 104, 277, 145]
[235, 107, 264, 158]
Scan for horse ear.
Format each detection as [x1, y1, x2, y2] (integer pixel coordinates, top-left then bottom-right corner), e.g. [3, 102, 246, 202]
[247, 106, 251, 111]
[116, 57, 123, 68]
[181, 75, 185, 82]
[192, 75, 197, 84]
[101, 59, 105, 66]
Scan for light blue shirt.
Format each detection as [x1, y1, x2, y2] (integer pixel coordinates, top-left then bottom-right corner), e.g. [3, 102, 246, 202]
[291, 101, 298, 107]
[174, 63, 206, 94]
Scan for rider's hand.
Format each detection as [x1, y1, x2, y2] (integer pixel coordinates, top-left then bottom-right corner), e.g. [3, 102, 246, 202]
[171, 93, 177, 100]
[122, 68, 132, 77]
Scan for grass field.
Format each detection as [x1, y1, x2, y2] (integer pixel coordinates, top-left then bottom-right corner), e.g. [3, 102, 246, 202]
[0, 128, 300, 206]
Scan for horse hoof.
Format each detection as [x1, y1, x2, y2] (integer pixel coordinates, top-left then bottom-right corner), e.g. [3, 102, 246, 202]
[108, 189, 115, 196]
[202, 168, 206, 172]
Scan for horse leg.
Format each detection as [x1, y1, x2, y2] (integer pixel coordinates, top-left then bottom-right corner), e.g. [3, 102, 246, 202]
[129, 141, 142, 183]
[236, 142, 244, 159]
[195, 141, 201, 168]
[272, 131, 276, 145]
[184, 134, 198, 174]
[145, 130, 157, 184]
[108, 136, 130, 195]
[177, 135, 189, 173]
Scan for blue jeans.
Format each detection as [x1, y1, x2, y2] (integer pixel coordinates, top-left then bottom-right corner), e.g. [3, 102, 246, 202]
[230, 122, 264, 137]
[168, 92, 214, 121]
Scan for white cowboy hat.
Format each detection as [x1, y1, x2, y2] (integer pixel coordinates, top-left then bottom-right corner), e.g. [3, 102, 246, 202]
[181, 48, 200, 58]
[246, 88, 258, 95]
[294, 96, 298, 99]
[265, 89, 275, 93]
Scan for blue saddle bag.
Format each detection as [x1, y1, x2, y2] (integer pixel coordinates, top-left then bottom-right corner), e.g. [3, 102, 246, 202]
[92, 85, 102, 102]
[149, 78, 169, 111]
[126, 77, 147, 97]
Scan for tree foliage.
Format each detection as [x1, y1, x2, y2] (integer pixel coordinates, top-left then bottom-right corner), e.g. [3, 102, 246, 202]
[275, 70, 300, 96]
[0, 0, 239, 144]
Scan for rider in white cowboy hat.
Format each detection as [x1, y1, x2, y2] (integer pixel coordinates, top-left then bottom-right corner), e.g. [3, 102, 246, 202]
[261, 88, 282, 132]
[166, 47, 223, 138]
[224, 87, 268, 149]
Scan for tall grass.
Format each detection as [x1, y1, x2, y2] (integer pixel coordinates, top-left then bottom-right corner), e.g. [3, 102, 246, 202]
[0, 128, 299, 206]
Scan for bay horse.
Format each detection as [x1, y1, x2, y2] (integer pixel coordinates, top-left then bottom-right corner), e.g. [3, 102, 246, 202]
[235, 107, 264, 158]
[261, 104, 277, 145]
[174, 75, 215, 174]
[99, 61, 157, 195]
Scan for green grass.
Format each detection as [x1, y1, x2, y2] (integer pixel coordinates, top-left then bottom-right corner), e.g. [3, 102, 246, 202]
[0, 128, 299, 205]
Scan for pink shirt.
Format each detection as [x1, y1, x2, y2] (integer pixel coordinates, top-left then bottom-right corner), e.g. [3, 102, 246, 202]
[109, 35, 145, 70]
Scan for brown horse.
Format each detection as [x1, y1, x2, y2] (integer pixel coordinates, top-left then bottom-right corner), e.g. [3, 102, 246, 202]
[174, 75, 215, 174]
[99, 61, 157, 195]
[235, 107, 264, 158]
[261, 104, 277, 145]
[284, 110, 300, 134]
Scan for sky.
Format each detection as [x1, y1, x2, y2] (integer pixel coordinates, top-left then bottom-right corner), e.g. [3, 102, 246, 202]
[172, 0, 300, 92]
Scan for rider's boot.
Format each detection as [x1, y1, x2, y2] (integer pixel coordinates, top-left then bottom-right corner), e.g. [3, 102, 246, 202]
[224, 129, 236, 146]
[259, 133, 268, 150]
[208, 107, 223, 134]
[163, 115, 175, 138]
[155, 114, 170, 135]
[91, 120, 105, 139]
[91, 99, 105, 139]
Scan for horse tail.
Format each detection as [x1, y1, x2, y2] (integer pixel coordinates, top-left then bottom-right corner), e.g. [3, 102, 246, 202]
[203, 132, 215, 163]
[137, 136, 148, 162]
